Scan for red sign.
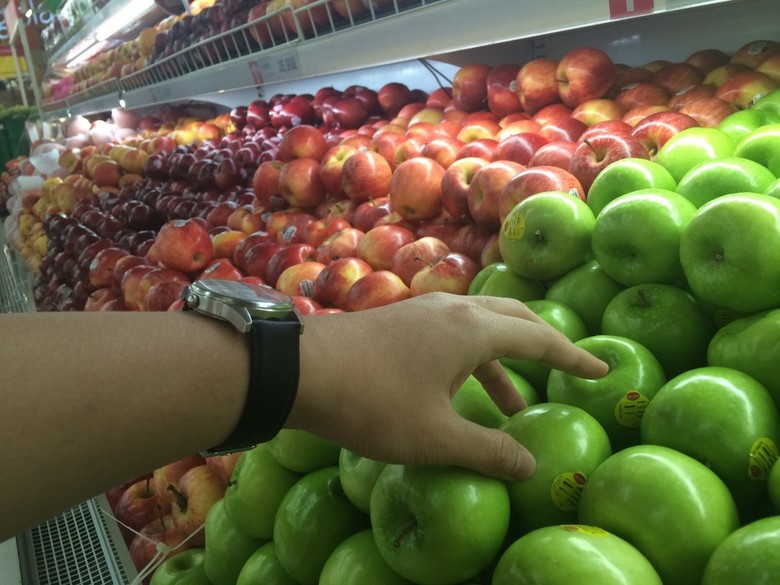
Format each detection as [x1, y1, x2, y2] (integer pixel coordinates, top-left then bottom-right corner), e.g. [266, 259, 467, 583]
[609, 0, 655, 19]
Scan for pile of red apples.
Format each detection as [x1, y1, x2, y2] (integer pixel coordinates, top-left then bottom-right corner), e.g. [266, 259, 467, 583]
[30, 38, 779, 315]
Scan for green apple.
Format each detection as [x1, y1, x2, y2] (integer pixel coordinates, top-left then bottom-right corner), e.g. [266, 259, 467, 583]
[655, 127, 736, 183]
[338, 448, 387, 515]
[601, 283, 715, 378]
[586, 157, 678, 217]
[370, 464, 509, 585]
[676, 156, 776, 208]
[707, 307, 780, 408]
[499, 299, 588, 399]
[499, 191, 595, 281]
[236, 542, 298, 585]
[641, 366, 780, 514]
[544, 259, 625, 335]
[718, 108, 780, 144]
[592, 188, 697, 286]
[735, 122, 780, 175]
[752, 88, 780, 115]
[274, 466, 369, 585]
[150, 548, 210, 585]
[766, 177, 780, 198]
[680, 192, 780, 314]
[701, 516, 780, 585]
[203, 499, 266, 585]
[492, 525, 662, 585]
[467, 262, 545, 301]
[222, 445, 301, 540]
[500, 403, 612, 536]
[452, 366, 540, 428]
[319, 529, 414, 585]
[547, 335, 666, 450]
[266, 428, 341, 473]
[577, 445, 740, 585]
[770, 458, 780, 511]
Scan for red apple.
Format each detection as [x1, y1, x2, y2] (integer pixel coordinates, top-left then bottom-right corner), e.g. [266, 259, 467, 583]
[152, 218, 214, 274]
[441, 156, 490, 224]
[389, 157, 446, 221]
[651, 62, 705, 95]
[277, 124, 329, 162]
[730, 39, 780, 69]
[356, 224, 417, 271]
[527, 140, 578, 170]
[252, 160, 286, 209]
[300, 216, 352, 248]
[568, 133, 650, 191]
[455, 138, 499, 161]
[114, 476, 163, 539]
[275, 260, 326, 297]
[684, 48, 730, 74]
[409, 251, 480, 296]
[452, 63, 492, 112]
[291, 294, 324, 315]
[88, 246, 130, 288]
[204, 452, 242, 487]
[667, 83, 716, 111]
[341, 148, 393, 204]
[197, 258, 245, 281]
[345, 270, 411, 311]
[390, 235, 451, 287]
[84, 287, 119, 311]
[467, 160, 525, 230]
[232, 231, 274, 272]
[678, 96, 738, 127]
[319, 143, 359, 198]
[278, 157, 327, 209]
[486, 63, 523, 118]
[111, 254, 149, 295]
[264, 243, 318, 287]
[128, 515, 191, 572]
[241, 240, 285, 280]
[312, 256, 374, 309]
[492, 132, 549, 166]
[498, 165, 585, 222]
[316, 226, 365, 264]
[532, 103, 574, 125]
[556, 47, 616, 107]
[571, 98, 626, 126]
[378, 82, 414, 118]
[622, 104, 672, 126]
[151, 455, 207, 512]
[630, 110, 700, 158]
[715, 70, 778, 109]
[120, 264, 157, 311]
[421, 136, 466, 169]
[539, 116, 588, 142]
[516, 58, 561, 115]
[614, 82, 669, 111]
[145, 279, 189, 311]
[168, 464, 225, 541]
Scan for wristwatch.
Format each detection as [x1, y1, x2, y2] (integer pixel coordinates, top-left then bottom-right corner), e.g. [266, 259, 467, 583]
[180, 279, 303, 456]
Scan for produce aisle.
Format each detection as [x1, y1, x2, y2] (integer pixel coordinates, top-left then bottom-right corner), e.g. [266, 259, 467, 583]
[3, 0, 780, 583]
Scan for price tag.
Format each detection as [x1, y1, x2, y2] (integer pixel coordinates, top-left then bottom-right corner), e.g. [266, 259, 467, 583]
[251, 49, 302, 85]
[609, 0, 656, 18]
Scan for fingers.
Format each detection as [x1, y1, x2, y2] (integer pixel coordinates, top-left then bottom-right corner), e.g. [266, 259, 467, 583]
[471, 360, 527, 416]
[469, 295, 609, 380]
[429, 415, 537, 482]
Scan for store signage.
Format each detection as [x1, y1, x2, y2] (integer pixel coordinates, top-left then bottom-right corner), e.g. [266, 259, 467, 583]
[0, 0, 56, 41]
[609, 0, 656, 18]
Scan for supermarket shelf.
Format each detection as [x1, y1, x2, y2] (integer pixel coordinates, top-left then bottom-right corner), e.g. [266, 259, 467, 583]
[39, 0, 774, 119]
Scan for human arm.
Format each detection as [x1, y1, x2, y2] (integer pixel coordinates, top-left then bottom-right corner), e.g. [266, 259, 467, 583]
[0, 292, 607, 540]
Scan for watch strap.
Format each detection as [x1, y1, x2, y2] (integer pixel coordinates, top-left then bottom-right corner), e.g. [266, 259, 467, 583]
[204, 318, 301, 455]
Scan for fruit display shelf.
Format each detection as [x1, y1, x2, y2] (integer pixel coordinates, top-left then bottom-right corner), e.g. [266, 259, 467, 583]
[40, 0, 779, 120]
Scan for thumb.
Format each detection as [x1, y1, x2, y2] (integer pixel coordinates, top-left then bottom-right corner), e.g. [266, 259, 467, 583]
[437, 417, 536, 482]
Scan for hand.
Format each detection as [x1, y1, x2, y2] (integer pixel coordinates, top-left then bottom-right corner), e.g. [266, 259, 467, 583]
[288, 293, 609, 481]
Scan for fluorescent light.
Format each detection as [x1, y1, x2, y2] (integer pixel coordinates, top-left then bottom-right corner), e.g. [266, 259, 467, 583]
[95, 0, 156, 42]
[66, 40, 108, 69]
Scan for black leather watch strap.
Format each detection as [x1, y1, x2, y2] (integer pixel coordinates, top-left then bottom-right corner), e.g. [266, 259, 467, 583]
[204, 318, 302, 455]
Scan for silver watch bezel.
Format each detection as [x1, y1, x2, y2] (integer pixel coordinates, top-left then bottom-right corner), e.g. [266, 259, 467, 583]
[181, 279, 301, 334]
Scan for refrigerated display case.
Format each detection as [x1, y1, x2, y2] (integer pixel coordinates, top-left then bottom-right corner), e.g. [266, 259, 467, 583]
[3, 0, 779, 583]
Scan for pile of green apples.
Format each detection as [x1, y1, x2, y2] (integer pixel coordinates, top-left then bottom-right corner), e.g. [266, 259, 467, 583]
[148, 92, 780, 585]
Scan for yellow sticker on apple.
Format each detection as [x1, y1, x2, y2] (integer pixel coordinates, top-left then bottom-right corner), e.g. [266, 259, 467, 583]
[502, 213, 525, 241]
[560, 524, 609, 537]
[614, 390, 650, 428]
[748, 437, 779, 480]
[550, 471, 588, 512]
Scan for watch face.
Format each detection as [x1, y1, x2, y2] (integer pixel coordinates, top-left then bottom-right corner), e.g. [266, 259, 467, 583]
[197, 279, 292, 306]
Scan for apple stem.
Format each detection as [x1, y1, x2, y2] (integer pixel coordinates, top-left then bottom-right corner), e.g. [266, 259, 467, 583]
[392, 518, 417, 548]
[414, 256, 434, 268]
[583, 139, 600, 160]
[637, 287, 651, 307]
[167, 484, 187, 514]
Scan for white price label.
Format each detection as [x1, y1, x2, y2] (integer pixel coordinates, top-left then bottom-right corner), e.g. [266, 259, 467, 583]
[252, 49, 302, 84]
